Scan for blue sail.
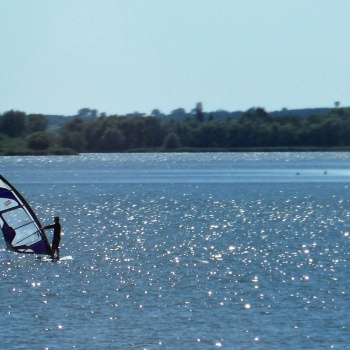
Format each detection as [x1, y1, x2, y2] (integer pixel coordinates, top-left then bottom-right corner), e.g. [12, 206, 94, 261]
[0, 175, 52, 256]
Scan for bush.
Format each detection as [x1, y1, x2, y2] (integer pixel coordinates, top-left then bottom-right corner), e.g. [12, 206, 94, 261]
[27, 132, 55, 150]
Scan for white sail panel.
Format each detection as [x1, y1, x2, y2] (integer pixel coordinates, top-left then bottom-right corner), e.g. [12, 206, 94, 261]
[0, 175, 52, 256]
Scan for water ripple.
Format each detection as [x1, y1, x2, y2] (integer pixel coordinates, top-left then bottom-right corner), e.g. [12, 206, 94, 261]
[1, 155, 350, 349]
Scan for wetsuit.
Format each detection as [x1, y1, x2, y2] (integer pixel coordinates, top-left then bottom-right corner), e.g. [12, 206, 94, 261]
[43, 220, 61, 258]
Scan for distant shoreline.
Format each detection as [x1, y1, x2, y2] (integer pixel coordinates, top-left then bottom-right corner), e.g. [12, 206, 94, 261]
[2, 146, 350, 156]
[0, 148, 79, 156]
[125, 146, 350, 153]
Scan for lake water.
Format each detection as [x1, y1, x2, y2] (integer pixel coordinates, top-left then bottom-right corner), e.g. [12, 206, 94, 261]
[1, 152, 350, 349]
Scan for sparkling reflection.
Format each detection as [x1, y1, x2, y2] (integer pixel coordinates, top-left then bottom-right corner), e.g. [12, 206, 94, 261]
[0, 154, 350, 348]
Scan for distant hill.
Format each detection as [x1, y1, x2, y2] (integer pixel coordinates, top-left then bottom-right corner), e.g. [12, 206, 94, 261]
[269, 107, 331, 118]
[45, 115, 74, 132]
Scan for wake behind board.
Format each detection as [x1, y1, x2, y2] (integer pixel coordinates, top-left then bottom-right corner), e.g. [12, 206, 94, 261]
[37, 255, 73, 262]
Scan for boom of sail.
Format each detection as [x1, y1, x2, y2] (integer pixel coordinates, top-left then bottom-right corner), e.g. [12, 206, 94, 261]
[0, 175, 52, 256]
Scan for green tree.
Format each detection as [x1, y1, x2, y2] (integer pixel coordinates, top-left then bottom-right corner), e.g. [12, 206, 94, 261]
[139, 117, 165, 148]
[78, 108, 98, 119]
[240, 107, 270, 122]
[58, 117, 87, 151]
[99, 127, 125, 152]
[196, 102, 204, 122]
[163, 132, 181, 149]
[27, 114, 48, 134]
[278, 123, 299, 146]
[27, 132, 55, 150]
[0, 110, 26, 137]
[84, 116, 128, 152]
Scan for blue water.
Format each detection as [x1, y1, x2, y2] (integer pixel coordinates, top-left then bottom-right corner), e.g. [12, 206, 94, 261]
[1, 153, 350, 349]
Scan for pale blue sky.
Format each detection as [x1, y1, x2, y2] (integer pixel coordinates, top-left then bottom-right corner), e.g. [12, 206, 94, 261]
[1, 0, 349, 116]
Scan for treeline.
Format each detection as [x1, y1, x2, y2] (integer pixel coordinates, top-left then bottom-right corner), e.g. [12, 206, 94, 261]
[59, 107, 350, 152]
[1, 107, 350, 155]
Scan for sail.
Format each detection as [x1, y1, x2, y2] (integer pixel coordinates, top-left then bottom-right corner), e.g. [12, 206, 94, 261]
[0, 175, 52, 256]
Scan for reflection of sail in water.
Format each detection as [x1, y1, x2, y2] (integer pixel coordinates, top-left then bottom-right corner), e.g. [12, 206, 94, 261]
[0, 175, 52, 256]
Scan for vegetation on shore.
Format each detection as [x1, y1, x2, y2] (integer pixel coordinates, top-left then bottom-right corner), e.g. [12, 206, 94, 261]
[0, 106, 350, 155]
[0, 111, 78, 155]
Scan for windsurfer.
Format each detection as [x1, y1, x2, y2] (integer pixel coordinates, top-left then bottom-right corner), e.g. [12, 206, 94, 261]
[43, 216, 61, 259]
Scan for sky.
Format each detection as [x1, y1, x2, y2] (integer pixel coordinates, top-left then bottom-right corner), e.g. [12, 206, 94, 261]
[1, 0, 350, 116]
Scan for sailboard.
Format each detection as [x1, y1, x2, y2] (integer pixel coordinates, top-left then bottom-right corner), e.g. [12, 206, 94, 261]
[0, 175, 52, 257]
[38, 255, 73, 262]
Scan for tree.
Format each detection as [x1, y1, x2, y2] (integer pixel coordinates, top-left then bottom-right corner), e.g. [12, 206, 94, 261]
[99, 127, 125, 152]
[195, 102, 204, 122]
[163, 132, 181, 149]
[240, 107, 271, 123]
[27, 114, 48, 134]
[170, 108, 187, 120]
[139, 117, 165, 148]
[27, 132, 55, 150]
[0, 110, 26, 137]
[58, 117, 87, 151]
[77, 108, 98, 119]
[151, 109, 162, 118]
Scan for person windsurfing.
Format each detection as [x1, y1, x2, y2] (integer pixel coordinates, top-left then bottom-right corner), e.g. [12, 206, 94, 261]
[43, 216, 61, 259]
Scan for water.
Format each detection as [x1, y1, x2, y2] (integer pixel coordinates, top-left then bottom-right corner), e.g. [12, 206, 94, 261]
[1, 152, 350, 349]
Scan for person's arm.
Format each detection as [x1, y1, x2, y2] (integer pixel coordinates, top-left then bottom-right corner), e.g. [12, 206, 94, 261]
[43, 224, 54, 230]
